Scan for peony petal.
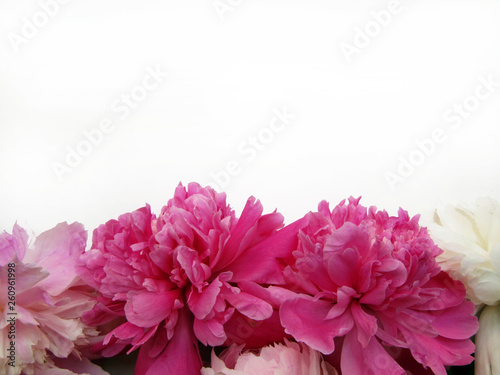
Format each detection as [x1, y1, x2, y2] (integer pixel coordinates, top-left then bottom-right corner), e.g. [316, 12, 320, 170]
[341, 328, 405, 375]
[76, 249, 107, 292]
[224, 290, 273, 321]
[135, 307, 202, 375]
[0, 223, 28, 265]
[489, 242, 500, 274]
[176, 246, 211, 288]
[228, 216, 308, 284]
[475, 305, 500, 375]
[429, 301, 478, 340]
[24, 222, 87, 295]
[218, 197, 265, 268]
[187, 277, 224, 320]
[125, 290, 181, 328]
[280, 297, 353, 354]
[2, 261, 48, 295]
[472, 197, 500, 251]
[327, 247, 359, 289]
[201, 350, 246, 375]
[402, 327, 475, 375]
[350, 302, 377, 347]
[193, 313, 229, 346]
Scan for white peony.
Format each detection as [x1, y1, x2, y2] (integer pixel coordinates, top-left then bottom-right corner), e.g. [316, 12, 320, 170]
[430, 197, 500, 306]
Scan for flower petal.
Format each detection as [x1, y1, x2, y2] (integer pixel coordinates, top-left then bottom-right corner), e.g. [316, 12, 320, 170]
[125, 290, 181, 328]
[280, 297, 353, 354]
[24, 222, 87, 295]
[135, 307, 202, 375]
[224, 289, 273, 321]
[0, 223, 28, 265]
[228, 216, 308, 284]
[475, 305, 500, 375]
[341, 328, 405, 375]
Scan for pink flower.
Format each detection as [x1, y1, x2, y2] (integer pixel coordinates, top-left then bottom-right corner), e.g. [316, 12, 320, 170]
[0, 223, 107, 375]
[78, 182, 290, 374]
[271, 197, 478, 375]
[201, 340, 338, 375]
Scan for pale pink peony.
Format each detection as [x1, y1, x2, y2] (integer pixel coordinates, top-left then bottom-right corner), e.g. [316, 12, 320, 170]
[201, 340, 338, 375]
[271, 197, 478, 375]
[0, 223, 108, 375]
[78, 182, 291, 374]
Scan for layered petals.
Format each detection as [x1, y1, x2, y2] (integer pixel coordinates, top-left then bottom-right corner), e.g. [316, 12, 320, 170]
[280, 297, 352, 354]
[201, 340, 338, 375]
[274, 197, 478, 374]
[136, 307, 202, 375]
[77, 182, 290, 373]
[0, 223, 105, 375]
[430, 197, 500, 306]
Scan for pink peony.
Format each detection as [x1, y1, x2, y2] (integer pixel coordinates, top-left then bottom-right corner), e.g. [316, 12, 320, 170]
[0, 223, 108, 375]
[271, 197, 478, 375]
[201, 340, 338, 375]
[78, 182, 291, 374]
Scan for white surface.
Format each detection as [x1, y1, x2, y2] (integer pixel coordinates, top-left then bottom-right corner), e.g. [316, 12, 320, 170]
[0, 0, 499, 239]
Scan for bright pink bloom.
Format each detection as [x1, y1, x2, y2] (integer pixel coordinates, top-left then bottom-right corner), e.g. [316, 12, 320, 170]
[0, 223, 107, 375]
[272, 197, 478, 375]
[78, 182, 289, 374]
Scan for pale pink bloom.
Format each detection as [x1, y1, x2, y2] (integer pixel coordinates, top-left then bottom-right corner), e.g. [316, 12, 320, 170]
[271, 197, 478, 375]
[0, 223, 107, 375]
[201, 340, 338, 375]
[78, 182, 290, 374]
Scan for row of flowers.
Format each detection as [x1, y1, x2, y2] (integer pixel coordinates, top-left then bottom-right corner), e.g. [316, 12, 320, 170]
[1, 183, 498, 374]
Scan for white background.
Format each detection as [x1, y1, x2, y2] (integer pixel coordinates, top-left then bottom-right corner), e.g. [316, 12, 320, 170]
[1, 0, 499, 239]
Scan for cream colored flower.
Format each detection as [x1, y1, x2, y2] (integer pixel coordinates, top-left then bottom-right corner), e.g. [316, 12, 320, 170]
[430, 197, 500, 306]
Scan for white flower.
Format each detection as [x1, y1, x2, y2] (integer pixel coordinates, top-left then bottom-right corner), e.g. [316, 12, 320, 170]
[430, 197, 500, 306]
